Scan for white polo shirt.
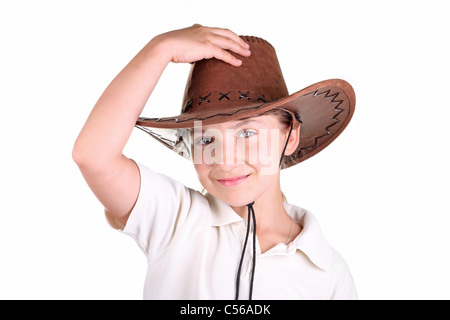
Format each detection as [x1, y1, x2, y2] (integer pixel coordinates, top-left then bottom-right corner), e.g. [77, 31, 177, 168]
[117, 162, 358, 300]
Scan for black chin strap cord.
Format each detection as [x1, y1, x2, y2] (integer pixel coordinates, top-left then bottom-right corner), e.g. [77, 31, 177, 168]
[235, 202, 256, 300]
[235, 118, 295, 300]
[279, 120, 294, 168]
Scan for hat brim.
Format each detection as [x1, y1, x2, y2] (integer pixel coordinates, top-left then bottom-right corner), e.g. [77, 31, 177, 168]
[136, 78, 355, 168]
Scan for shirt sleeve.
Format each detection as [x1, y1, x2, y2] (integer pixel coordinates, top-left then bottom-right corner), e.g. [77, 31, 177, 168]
[120, 161, 195, 261]
[329, 249, 359, 300]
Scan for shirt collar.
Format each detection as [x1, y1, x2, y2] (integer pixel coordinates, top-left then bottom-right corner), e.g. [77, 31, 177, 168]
[207, 193, 244, 226]
[285, 203, 334, 270]
[206, 194, 334, 270]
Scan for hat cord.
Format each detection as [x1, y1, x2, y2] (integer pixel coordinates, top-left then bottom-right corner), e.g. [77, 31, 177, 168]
[234, 120, 294, 300]
[235, 201, 256, 300]
[279, 121, 294, 168]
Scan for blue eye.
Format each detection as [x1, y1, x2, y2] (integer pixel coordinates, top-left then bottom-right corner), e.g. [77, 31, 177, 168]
[237, 129, 257, 139]
[196, 136, 215, 145]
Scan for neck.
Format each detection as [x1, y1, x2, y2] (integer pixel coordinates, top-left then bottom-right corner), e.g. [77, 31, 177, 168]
[230, 178, 300, 253]
[230, 183, 288, 233]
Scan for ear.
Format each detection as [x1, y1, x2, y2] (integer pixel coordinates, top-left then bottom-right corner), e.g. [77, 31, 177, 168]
[284, 122, 300, 156]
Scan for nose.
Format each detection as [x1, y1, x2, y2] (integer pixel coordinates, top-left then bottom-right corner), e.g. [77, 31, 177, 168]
[213, 133, 244, 166]
[210, 129, 248, 166]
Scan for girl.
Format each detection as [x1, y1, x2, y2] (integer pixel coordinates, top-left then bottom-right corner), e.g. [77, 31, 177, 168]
[73, 24, 357, 299]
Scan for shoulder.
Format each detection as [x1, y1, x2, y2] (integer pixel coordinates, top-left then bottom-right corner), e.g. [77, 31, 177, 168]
[285, 203, 350, 271]
[135, 161, 203, 206]
[286, 203, 358, 299]
[119, 162, 213, 258]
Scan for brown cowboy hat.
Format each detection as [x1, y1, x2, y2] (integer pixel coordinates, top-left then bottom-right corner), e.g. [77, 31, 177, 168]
[136, 36, 355, 169]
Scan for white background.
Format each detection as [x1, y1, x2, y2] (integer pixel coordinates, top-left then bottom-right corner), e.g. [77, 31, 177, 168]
[1, 0, 449, 300]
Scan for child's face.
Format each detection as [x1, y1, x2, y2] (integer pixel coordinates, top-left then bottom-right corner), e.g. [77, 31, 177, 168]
[192, 115, 298, 207]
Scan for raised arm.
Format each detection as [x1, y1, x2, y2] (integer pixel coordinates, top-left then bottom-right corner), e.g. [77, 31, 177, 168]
[72, 25, 250, 226]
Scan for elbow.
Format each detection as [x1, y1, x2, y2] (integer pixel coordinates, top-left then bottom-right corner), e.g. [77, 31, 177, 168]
[72, 139, 87, 168]
[72, 136, 99, 169]
[72, 137, 121, 174]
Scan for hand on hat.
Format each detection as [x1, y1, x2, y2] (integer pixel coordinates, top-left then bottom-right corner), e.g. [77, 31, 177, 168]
[153, 24, 251, 67]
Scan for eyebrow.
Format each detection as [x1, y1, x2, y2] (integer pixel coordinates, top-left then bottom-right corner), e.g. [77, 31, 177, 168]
[231, 119, 262, 129]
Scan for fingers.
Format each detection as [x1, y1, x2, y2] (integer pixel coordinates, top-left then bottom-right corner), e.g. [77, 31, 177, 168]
[210, 46, 244, 67]
[170, 24, 251, 66]
[210, 34, 251, 58]
[203, 27, 251, 66]
[210, 27, 250, 51]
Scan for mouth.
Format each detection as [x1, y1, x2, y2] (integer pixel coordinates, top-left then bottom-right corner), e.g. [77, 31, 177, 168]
[216, 174, 251, 187]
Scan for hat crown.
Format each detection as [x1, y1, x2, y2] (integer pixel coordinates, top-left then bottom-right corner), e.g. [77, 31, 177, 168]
[181, 36, 289, 114]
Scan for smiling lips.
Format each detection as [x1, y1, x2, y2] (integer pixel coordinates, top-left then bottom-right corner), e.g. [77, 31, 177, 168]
[217, 174, 250, 187]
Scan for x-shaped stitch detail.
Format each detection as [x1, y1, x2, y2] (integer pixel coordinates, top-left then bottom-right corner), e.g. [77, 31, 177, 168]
[256, 94, 266, 103]
[199, 93, 211, 105]
[239, 91, 250, 100]
[183, 100, 193, 113]
[219, 91, 231, 100]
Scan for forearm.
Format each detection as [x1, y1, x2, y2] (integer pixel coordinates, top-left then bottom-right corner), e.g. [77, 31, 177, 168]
[73, 36, 170, 169]
[73, 24, 250, 172]
[72, 24, 250, 223]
